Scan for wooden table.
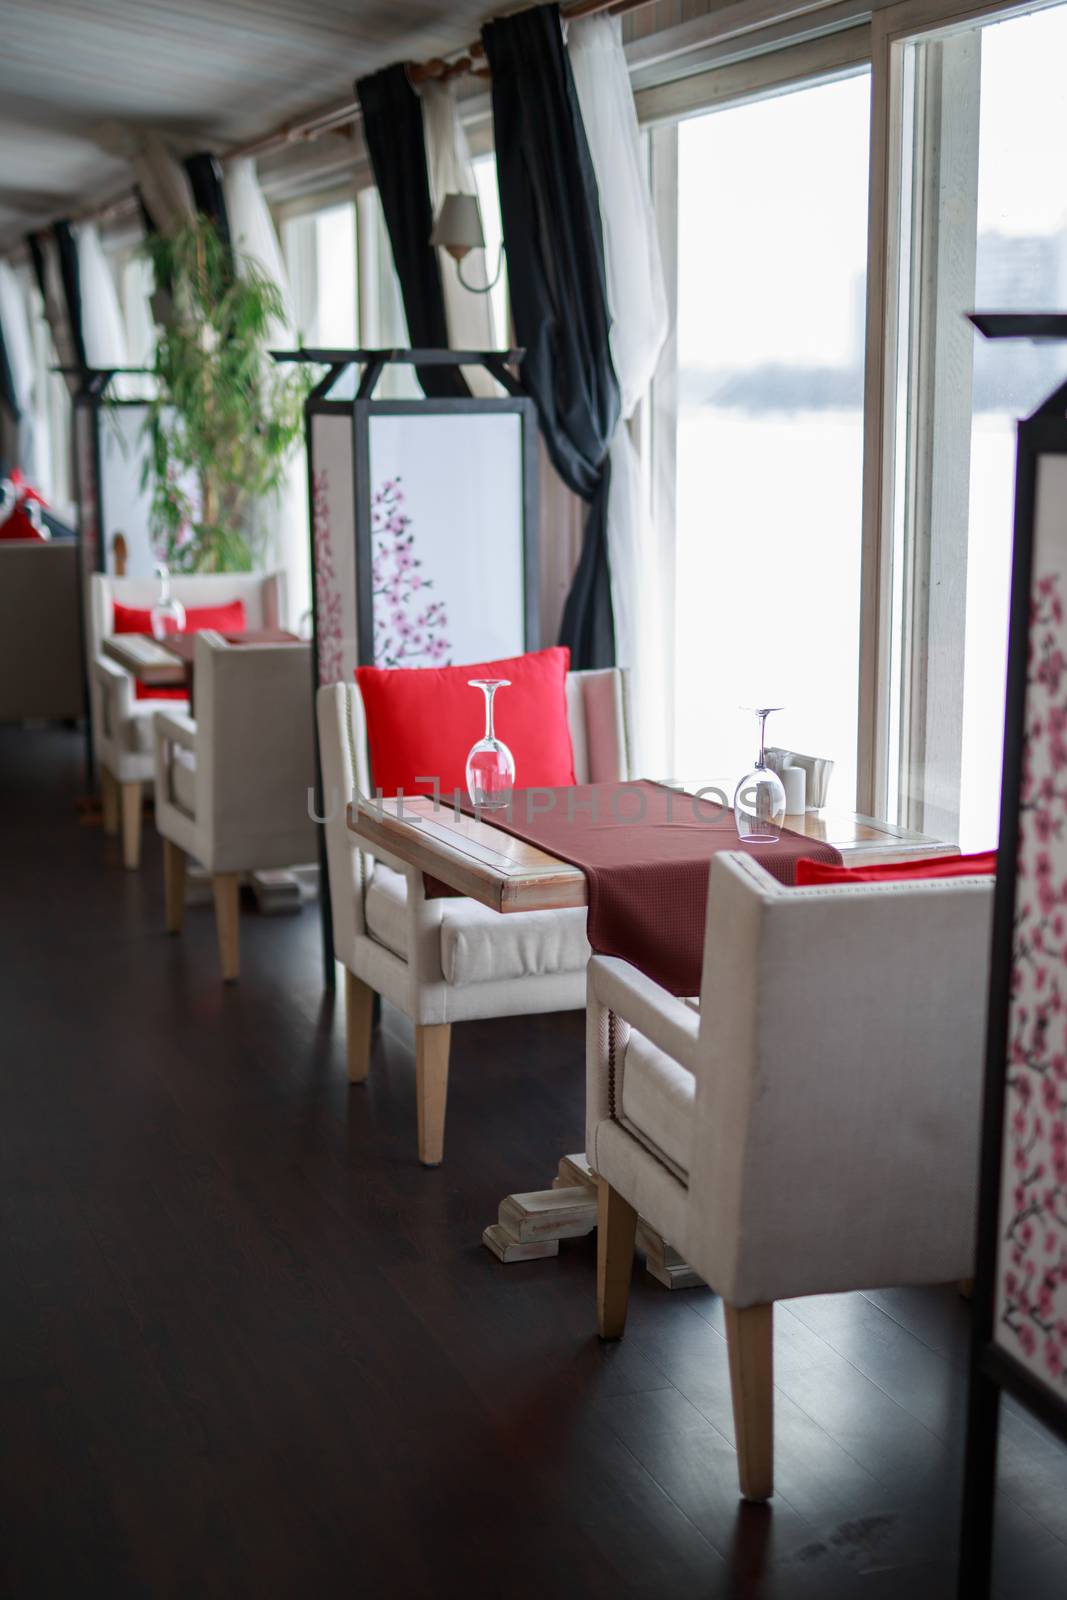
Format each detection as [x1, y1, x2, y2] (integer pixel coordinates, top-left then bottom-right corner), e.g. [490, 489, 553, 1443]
[347, 793, 953, 1285]
[103, 629, 302, 707]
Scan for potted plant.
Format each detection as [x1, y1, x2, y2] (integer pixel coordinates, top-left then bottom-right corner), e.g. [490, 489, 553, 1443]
[142, 216, 309, 572]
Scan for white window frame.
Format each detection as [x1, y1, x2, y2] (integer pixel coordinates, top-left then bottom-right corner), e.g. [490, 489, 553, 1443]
[860, 0, 1063, 825]
[639, 0, 1060, 819]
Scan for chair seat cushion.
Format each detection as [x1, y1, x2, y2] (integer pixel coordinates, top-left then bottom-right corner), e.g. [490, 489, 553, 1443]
[364, 861, 589, 986]
[619, 1028, 695, 1177]
[126, 696, 190, 753]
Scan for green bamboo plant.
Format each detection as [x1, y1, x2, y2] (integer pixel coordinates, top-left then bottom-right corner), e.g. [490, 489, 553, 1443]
[142, 216, 309, 572]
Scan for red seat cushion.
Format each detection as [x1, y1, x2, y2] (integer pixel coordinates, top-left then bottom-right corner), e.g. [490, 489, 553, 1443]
[0, 506, 47, 542]
[355, 646, 576, 798]
[795, 849, 997, 886]
[111, 598, 247, 701]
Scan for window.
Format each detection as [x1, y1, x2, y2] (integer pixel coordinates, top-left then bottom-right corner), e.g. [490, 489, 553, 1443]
[25, 275, 74, 521]
[670, 70, 871, 799]
[472, 153, 508, 349]
[282, 199, 358, 349]
[882, 1, 1067, 849]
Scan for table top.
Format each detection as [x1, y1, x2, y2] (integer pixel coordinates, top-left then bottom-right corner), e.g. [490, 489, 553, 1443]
[346, 793, 956, 915]
[103, 629, 301, 686]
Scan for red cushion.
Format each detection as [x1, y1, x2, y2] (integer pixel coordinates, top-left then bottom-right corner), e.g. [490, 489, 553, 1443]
[111, 599, 247, 636]
[795, 849, 997, 886]
[355, 647, 576, 798]
[111, 598, 247, 701]
[0, 506, 46, 542]
[8, 469, 48, 507]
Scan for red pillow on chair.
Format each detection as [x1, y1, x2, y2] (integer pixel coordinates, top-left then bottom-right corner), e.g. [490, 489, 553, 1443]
[111, 599, 247, 636]
[111, 598, 247, 701]
[0, 506, 47, 542]
[355, 647, 576, 798]
[795, 850, 996, 886]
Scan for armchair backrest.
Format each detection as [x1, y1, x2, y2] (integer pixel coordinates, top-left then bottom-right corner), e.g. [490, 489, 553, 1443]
[687, 851, 995, 1305]
[315, 667, 632, 961]
[88, 570, 287, 660]
[0, 542, 84, 721]
[566, 669, 632, 783]
[193, 632, 315, 872]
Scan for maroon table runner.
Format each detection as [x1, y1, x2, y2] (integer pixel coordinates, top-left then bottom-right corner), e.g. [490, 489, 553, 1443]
[428, 781, 842, 996]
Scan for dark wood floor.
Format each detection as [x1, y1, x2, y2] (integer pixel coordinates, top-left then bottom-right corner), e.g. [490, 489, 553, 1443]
[2, 725, 1066, 1599]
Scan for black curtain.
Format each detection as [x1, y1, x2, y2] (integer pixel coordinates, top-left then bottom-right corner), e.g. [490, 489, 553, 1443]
[482, 3, 620, 668]
[53, 220, 87, 373]
[26, 235, 47, 305]
[184, 152, 232, 264]
[0, 318, 18, 427]
[356, 63, 468, 399]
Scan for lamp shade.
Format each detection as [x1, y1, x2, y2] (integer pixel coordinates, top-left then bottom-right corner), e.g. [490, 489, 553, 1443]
[430, 192, 485, 261]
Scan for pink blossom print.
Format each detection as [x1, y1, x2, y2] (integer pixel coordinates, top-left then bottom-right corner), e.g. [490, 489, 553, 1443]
[1000, 570, 1067, 1387]
[312, 468, 344, 685]
[371, 477, 451, 668]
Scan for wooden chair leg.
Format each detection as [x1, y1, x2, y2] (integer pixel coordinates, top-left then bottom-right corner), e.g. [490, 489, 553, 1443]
[101, 769, 119, 836]
[345, 969, 375, 1084]
[212, 872, 241, 983]
[163, 839, 186, 935]
[959, 1278, 974, 1301]
[597, 1178, 638, 1340]
[120, 781, 143, 870]
[415, 1023, 451, 1167]
[725, 1302, 774, 1502]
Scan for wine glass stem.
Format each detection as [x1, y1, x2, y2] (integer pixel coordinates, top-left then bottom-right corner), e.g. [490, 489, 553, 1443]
[483, 684, 496, 743]
[756, 711, 768, 769]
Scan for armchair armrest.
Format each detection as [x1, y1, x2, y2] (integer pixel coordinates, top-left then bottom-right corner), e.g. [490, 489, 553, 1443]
[92, 650, 134, 709]
[589, 954, 700, 1074]
[153, 708, 197, 752]
[91, 652, 136, 748]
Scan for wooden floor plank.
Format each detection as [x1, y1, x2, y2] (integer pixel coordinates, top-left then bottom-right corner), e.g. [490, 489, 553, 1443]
[2, 726, 1066, 1599]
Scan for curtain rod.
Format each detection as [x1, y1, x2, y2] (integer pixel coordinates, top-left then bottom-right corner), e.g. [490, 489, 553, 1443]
[59, 0, 656, 233]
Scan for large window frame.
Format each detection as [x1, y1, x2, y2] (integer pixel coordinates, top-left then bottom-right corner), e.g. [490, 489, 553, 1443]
[638, 0, 1059, 826]
[862, 0, 1062, 830]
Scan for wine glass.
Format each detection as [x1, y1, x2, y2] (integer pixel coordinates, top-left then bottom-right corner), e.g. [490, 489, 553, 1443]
[466, 679, 515, 812]
[734, 706, 787, 843]
[149, 563, 186, 640]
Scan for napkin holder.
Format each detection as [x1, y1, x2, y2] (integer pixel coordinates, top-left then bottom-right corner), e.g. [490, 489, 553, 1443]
[765, 748, 834, 809]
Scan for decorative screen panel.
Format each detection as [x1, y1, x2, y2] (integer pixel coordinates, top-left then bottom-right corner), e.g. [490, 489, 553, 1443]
[309, 412, 358, 685]
[364, 411, 525, 669]
[994, 447, 1067, 1394]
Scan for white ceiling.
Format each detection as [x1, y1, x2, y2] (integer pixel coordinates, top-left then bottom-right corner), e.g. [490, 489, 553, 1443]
[0, 0, 499, 247]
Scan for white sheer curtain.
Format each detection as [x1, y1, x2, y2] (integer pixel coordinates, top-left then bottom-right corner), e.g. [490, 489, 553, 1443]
[0, 259, 46, 486]
[76, 224, 130, 389]
[223, 157, 310, 628]
[568, 14, 670, 774]
[36, 233, 81, 397]
[419, 79, 496, 397]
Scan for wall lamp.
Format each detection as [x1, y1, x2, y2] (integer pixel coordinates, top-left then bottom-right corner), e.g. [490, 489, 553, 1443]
[430, 193, 503, 293]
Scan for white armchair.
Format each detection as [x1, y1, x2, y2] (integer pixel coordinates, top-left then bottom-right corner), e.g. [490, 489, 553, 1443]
[88, 569, 287, 868]
[317, 668, 632, 1166]
[154, 632, 315, 982]
[588, 850, 994, 1502]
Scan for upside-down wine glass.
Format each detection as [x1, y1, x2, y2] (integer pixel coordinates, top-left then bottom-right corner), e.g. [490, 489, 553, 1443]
[466, 679, 515, 812]
[149, 563, 186, 640]
[733, 706, 787, 843]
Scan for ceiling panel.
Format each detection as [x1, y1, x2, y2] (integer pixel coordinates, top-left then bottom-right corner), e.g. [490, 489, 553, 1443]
[0, 0, 494, 247]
